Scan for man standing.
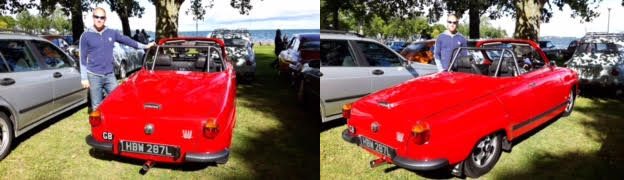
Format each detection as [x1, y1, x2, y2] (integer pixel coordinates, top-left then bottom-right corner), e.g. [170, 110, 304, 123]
[434, 14, 467, 72]
[79, 7, 154, 109]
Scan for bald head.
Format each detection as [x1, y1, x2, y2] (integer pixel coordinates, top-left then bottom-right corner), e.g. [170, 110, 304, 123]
[446, 14, 459, 34]
[92, 7, 107, 31]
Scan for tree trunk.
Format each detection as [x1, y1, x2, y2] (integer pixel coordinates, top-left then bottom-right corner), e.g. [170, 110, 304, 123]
[119, 10, 131, 37]
[513, 0, 545, 42]
[469, 8, 480, 39]
[154, 0, 184, 42]
[71, 0, 84, 42]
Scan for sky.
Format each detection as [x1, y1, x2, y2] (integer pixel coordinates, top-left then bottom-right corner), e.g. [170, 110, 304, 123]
[434, 0, 623, 38]
[82, 0, 319, 32]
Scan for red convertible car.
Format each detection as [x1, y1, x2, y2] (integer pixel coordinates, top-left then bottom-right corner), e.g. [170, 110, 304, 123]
[86, 37, 236, 171]
[342, 39, 579, 178]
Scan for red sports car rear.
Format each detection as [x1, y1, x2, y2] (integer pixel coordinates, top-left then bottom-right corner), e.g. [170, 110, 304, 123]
[86, 38, 236, 166]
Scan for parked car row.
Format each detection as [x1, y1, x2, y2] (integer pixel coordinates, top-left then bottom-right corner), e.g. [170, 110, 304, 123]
[340, 38, 579, 178]
[67, 39, 145, 79]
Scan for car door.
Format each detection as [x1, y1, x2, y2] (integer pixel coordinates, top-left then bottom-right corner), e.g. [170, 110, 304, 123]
[320, 39, 372, 121]
[520, 47, 566, 116]
[353, 40, 434, 91]
[30, 40, 86, 114]
[0, 40, 55, 130]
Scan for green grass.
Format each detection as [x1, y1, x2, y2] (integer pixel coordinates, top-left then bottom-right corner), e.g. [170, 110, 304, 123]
[320, 96, 624, 179]
[0, 44, 318, 179]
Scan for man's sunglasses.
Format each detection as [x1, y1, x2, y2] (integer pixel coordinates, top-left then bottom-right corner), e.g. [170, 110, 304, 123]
[447, 21, 458, 25]
[93, 15, 106, 20]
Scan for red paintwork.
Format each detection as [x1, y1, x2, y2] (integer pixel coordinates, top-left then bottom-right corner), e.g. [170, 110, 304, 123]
[89, 38, 236, 164]
[345, 39, 579, 167]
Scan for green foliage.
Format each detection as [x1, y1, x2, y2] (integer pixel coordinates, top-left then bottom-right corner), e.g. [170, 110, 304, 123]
[14, 8, 71, 34]
[0, 16, 16, 29]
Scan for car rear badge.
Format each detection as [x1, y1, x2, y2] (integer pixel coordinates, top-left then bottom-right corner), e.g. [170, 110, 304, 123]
[144, 123, 154, 135]
[182, 130, 193, 139]
[371, 122, 380, 133]
[377, 101, 394, 109]
[144, 103, 161, 110]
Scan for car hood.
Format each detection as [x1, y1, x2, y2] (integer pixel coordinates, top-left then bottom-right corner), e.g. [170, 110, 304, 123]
[100, 69, 231, 119]
[354, 72, 511, 122]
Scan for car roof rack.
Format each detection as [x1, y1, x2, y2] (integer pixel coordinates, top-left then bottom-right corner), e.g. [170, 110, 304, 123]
[585, 32, 624, 36]
[0, 28, 34, 36]
[320, 29, 364, 37]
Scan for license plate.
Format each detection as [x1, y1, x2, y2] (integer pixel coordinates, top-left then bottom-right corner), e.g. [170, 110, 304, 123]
[120, 140, 180, 158]
[359, 136, 396, 158]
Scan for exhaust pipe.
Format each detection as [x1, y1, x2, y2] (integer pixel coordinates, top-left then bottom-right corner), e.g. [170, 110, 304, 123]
[139, 161, 155, 175]
[369, 158, 387, 168]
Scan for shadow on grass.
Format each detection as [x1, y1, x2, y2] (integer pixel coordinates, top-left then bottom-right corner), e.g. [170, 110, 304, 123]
[224, 47, 319, 179]
[87, 148, 215, 173]
[495, 97, 624, 179]
[320, 118, 346, 133]
[11, 103, 87, 153]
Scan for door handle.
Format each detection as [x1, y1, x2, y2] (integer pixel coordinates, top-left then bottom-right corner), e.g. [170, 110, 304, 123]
[528, 82, 537, 87]
[0, 78, 15, 86]
[53, 72, 62, 78]
[372, 69, 384, 75]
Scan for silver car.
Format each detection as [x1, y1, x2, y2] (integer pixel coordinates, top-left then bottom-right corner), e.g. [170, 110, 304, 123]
[0, 32, 87, 160]
[320, 31, 438, 122]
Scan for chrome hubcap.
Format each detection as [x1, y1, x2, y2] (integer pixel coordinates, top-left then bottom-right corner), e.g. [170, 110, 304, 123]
[565, 91, 574, 112]
[0, 120, 8, 151]
[471, 135, 498, 168]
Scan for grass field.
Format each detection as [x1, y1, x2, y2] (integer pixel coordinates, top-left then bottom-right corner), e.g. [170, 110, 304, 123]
[320, 95, 624, 179]
[0, 45, 319, 179]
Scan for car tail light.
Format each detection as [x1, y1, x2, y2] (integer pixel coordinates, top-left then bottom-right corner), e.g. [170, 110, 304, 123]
[611, 68, 619, 76]
[411, 121, 430, 145]
[89, 111, 102, 127]
[342, 103, 353, 119]
[203, 118, 219, 139]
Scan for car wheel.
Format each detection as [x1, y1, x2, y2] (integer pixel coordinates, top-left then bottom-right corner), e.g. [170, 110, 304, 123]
[0, 112, 14, 160]
[562, 89, 575, 117]
[463, 133, 502, 178]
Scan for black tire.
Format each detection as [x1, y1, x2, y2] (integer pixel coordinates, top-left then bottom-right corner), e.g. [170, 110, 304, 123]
[562, 89, 575, 117]
[463, 133, 502, 178]
[0, 112, 14, 160]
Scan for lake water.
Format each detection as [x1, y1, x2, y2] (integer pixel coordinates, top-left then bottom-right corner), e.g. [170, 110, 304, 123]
[145, 29, 319, 44]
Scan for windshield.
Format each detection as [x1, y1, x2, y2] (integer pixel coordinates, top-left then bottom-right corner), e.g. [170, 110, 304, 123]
[224, 38, 247, 47]
[144, 44, 224, 72]
[574, 43, 620, 55]
[300, 41, 320, 51]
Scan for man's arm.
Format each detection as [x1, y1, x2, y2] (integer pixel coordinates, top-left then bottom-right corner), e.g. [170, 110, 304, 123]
[79, 33, 89, 81]
[114, 30, 150, 49]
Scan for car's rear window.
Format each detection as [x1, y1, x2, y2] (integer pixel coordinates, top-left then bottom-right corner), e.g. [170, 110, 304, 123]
[144, 42, 225, 72]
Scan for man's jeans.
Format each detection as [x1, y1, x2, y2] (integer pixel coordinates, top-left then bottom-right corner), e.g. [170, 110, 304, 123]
[87, 73, 118, 109]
